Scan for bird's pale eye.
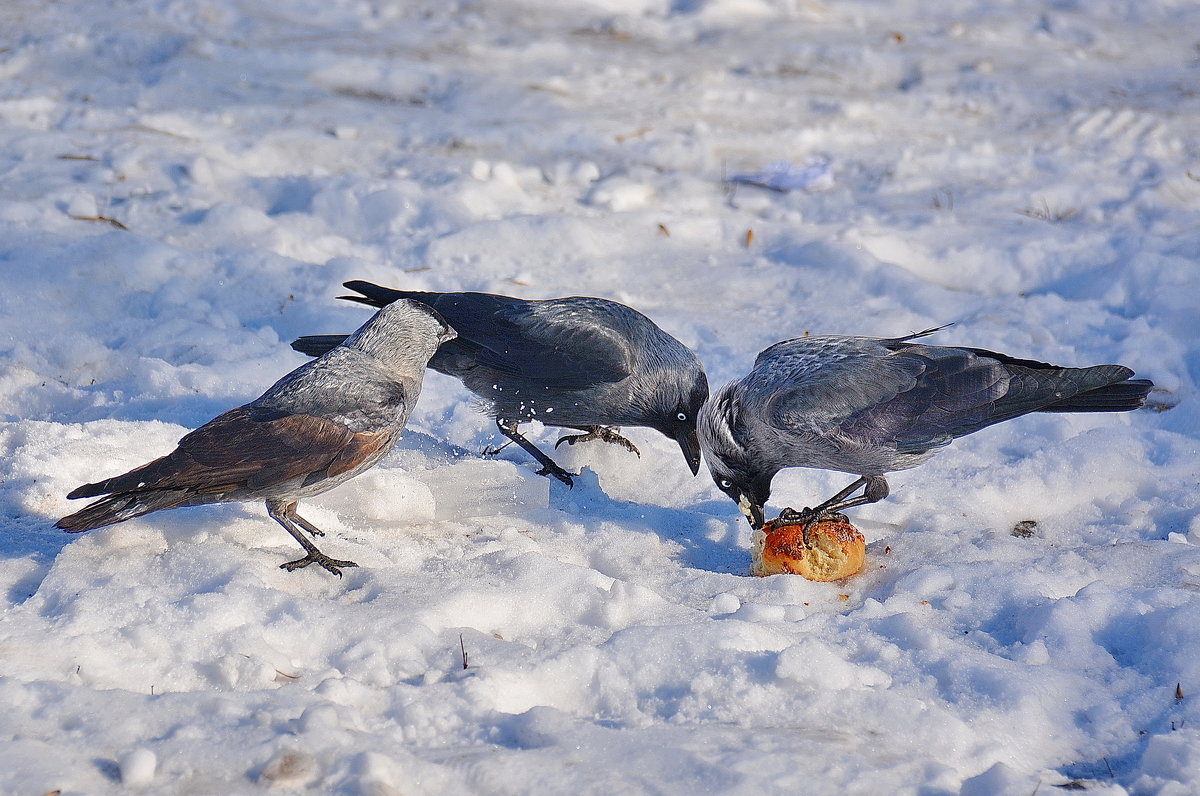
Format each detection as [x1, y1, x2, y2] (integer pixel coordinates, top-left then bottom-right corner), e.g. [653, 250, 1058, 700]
[719, 478, 733, 489]
[676, 412, 687, 421]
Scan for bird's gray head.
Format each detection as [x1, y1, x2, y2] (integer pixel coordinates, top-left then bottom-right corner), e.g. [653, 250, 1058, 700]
[642, 355, 709, 476]
[698, 382, 775, 529]
[343, 299, 457, 378]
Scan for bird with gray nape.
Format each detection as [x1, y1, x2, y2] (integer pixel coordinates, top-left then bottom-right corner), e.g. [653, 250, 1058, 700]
[699, 326, 1154, 539]
[57, 300, 457, 576]
[292, 281, 709, 485]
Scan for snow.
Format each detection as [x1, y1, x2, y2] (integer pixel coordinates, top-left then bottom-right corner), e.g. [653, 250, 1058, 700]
[1, 0, 1198, 793]
[118, 748, 158, 788]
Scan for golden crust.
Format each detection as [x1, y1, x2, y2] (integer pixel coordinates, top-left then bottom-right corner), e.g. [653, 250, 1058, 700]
[751, 516, 866, 580]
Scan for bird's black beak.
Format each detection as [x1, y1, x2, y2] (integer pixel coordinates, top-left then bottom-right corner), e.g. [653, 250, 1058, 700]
[737, 492, 766, 530]
[675, 427, 702, 476]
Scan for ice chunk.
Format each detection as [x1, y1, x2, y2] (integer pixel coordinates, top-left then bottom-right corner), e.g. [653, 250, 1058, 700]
[420, 459, 550, 521]
[311, 468, 437, 523]
[311, 458, 547, 525]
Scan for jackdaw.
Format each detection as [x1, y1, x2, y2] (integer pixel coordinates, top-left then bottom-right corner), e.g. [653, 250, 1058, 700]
[292, 281, 709, 485]
[699, 326, 1154, 536]
[57, 300, 456, 576]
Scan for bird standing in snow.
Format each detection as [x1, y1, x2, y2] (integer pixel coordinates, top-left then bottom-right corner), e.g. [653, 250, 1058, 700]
[57, 300, 456, 576]
[698, 327, 1153, 537]
[292, 281, 709, 485]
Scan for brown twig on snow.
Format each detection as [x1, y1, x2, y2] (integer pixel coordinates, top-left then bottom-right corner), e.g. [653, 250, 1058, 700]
[70, 214, 129, 231]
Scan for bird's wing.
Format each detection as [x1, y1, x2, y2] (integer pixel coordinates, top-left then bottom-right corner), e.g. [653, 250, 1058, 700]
[834, 345, 1015, 452]
[338, 285, 636, 390]
[432, 294, 635, 390]
[759, 338, 930, 431]
[78, 407, 374, 497]
[180, 407, 381, 490]
[760, 338, 1017, 453]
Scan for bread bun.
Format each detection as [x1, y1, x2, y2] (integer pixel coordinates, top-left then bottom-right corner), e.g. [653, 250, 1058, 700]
[751, 515, 865, 580]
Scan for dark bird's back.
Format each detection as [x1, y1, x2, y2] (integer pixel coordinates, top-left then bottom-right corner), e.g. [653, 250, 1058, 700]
[293, 281, 709, 481]
[699, 327, 1154, 533]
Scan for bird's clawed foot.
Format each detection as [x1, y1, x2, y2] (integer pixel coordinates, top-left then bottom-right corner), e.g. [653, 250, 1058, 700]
[494, 419, 577, 486]
[771, 476, 887, 546]
[778, 507, 848, 524]
[777, 507, 849, 549]
[267, 501, 355, 577]
[536, 462, 577, 487]
[554, 426, 641, 457]
[280, 551, 359, 577]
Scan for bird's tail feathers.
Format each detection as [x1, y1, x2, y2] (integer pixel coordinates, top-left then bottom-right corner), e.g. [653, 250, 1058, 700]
[67, 474, 138, 500]
[290, 334, 347, 358]
[339, 280, 415, 309]
[66, 480, 112, 500]
[56, 489, 190, 533]
[65, 455, 175, 499]
[1042, 374, 1153, 413]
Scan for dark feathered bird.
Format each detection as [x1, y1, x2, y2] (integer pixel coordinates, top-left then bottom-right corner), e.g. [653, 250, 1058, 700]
[698, 326, 1154, 535]
[292, 281, 709, 485]
[57, 300, 456, 576]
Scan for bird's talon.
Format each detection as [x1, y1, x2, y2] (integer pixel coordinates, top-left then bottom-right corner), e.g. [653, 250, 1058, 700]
[779, 506, 813, 523]
[554, 428, 640, 457]
[536, 465, 576, 487]
[281, 552, 359, 576]
[604, 430, 640, 456]
[773, 507, 824, 548]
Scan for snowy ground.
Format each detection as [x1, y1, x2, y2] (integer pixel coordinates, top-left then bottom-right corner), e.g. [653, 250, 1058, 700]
[2, 0, 1199, 793]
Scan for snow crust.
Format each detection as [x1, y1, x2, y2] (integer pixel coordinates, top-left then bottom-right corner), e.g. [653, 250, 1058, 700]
[1, 0, 1198, 792]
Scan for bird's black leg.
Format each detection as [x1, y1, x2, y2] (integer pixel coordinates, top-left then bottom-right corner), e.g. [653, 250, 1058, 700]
[495, 419, 576, 487]
[553, 425, 641, 457]
[266, 500, 359, 576]
[778, 476, 889, 548]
